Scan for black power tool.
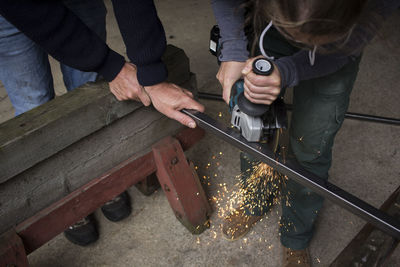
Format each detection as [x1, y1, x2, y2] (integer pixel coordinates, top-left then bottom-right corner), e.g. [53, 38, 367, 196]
[230, 58, 287, 143]
[209, 26, 287, 143]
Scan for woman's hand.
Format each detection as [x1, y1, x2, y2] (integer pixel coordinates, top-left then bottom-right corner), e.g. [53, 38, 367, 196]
[216, 61, 246, 104]
[242, 56, 282, 105]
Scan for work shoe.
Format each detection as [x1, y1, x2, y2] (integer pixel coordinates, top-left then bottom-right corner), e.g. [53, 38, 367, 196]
[101, 191, 132, 222]
[221, 208, 263, 240]
[282, 246, 311, 267]
[64, 215, 99, 246]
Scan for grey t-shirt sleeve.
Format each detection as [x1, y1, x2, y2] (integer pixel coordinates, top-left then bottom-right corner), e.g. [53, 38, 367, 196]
[211, 0, 249, 62]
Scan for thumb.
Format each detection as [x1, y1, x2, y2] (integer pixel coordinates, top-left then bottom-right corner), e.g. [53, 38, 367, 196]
[222, 81, 233, 104]
[242, 60, 252, 75]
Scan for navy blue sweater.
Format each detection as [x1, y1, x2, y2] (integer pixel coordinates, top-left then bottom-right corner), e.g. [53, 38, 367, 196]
[0, 0, 167, 86]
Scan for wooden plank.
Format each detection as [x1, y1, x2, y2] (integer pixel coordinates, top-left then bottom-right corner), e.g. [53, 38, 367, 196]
[152, 136, 212, 234]
[0, 44, 190, 184]
[0, 229, 28, 267]
[330, 186, 400, 266]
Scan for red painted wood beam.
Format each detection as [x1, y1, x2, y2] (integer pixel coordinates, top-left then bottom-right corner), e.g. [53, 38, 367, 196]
[16, 152, 156, 254]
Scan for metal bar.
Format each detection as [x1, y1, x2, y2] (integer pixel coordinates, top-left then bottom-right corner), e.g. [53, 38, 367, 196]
[182, 109, 400, 239]
[285, 104, 400, 126]
[344, 112, 400, 125]
[197, 92, 400, 126]
[198, 92, 224, 101]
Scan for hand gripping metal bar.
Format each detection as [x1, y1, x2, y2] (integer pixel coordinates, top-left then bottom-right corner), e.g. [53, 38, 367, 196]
[182, 109, 400, 239]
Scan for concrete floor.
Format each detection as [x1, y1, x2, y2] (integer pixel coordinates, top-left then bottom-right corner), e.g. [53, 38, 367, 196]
[1, 1, 399, 266]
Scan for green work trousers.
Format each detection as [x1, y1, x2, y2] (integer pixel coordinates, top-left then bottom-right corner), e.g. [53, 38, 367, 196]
[241, 27, 361, 249]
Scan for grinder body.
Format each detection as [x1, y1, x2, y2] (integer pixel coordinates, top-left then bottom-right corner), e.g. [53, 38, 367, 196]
[230, 58, 287, 143]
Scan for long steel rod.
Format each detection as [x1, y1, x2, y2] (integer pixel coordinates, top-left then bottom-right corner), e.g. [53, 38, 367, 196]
[197, 92, 400, 126]
[182, 109, 400, 239]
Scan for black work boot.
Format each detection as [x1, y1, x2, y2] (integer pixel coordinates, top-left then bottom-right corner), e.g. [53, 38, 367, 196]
[64, 215, 98, 246]
[101, 191, 132, 222]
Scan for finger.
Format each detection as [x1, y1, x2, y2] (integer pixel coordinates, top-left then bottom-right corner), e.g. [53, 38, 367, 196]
[245, 89, 275, 101]
[222, 87, 231, 104]
[222, 78, 236, 104]
[216, 71, 222, 84]
[244, 83, 276, 101]
[244, 79, 280, 96]
[110, 86, 124, 101]
[171, 84, 194, 99]
[166, 108, 198, 128]
[244, 90, 273, 105]
[182, 88, 194, 98]
[241, 58, 253, 75]
[181, 97, 205, 113]
[245, 71, 281, 88]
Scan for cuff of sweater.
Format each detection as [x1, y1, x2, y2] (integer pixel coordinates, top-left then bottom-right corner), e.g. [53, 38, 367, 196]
[97, 49, 126, 82]
[137, 61, 168, 86]
[218, 39, 249, 62]
[274, 56, 299, 88]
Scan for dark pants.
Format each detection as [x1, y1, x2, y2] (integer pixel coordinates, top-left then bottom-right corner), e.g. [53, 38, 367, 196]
[241, 27, 361, 249]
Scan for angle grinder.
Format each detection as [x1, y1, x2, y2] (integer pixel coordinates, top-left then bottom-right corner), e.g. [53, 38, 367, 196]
[230, 58, 287, 144]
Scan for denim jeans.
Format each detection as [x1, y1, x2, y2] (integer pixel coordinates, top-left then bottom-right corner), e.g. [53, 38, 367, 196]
[0, 0, 106, 115]
[240, 27, 361, 249]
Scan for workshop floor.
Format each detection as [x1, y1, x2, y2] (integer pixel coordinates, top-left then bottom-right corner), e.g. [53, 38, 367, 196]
[1, 1, 399, 266]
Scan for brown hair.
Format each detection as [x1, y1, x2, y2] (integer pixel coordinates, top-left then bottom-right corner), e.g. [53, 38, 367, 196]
[246, 0, 381, 54]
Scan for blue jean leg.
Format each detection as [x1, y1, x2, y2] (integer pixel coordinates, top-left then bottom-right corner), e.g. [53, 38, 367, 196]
[61, 0, 107, 91]
[0, 15, 54, 115]
[0, 0, 107, 115]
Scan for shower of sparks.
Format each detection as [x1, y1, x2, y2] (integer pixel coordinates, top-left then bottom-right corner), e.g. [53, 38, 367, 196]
[196, 149, 291, 249]
[211, 160, 290, 221]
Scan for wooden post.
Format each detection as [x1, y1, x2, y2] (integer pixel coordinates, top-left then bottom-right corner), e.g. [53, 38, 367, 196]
[152, 136, 212, 234]
[135, 173, 160, 196]
[0, 230, 28, 267]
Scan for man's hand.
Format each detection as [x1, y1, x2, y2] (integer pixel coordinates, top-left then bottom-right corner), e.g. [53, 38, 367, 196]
[109, 62, 151, 106]
[242, 57, 281, 105]
[216, 61, 246, 104]
[144, 82, 205, 128]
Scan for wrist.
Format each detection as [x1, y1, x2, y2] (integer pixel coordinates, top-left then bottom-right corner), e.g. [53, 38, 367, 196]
[98, 50, 126, 82]
[136, 61, 168, 86]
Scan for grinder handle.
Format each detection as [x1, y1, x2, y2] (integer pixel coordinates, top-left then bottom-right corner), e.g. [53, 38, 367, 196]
[237, 58, 274, 117]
